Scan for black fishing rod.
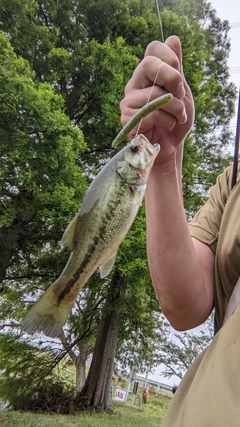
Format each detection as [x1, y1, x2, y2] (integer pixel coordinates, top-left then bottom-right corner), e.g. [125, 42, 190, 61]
[231, 89, 240, 189]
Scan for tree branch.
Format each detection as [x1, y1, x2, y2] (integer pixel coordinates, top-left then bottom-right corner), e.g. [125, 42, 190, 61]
[59, 330, 77, 364]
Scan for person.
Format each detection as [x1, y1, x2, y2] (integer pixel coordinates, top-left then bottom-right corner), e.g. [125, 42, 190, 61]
[143, 385, 150, 404]
[120, 35, 240, 426]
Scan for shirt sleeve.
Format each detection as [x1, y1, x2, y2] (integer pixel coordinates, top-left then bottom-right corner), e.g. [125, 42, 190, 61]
[189, 166, 232, 253]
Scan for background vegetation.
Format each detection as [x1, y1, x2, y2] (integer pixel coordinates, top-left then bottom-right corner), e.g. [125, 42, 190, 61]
[0, 391, 170, 426]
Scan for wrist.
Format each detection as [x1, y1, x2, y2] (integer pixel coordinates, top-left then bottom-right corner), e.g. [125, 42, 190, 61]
[152, 142, 184, 174]
[146, 142, 184, 213]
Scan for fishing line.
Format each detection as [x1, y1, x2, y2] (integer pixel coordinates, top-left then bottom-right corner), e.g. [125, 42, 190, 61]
[112, 0, 172, 147]
[135, 0, 165, 137]
[155, 0, 165, 43]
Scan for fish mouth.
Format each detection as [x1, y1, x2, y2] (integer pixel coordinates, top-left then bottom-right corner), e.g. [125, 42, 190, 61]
[140, 141, 160, 162]
[125, 135, 160, 185]
[133, 134, 160, 158]
[146, 142, 160, 156]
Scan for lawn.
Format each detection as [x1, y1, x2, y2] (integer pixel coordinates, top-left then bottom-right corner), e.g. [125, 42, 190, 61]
[0, 392, 171, 427]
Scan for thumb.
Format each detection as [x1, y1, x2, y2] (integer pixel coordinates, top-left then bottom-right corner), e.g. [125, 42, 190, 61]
[165, 35, 183, 73]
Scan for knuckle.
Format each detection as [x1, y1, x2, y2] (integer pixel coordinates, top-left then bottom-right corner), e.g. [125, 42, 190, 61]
[168, 55, 180, 71]
[124, 79, 134, 94]
[141, 55, 161, 79]
[145, 40, 162, 56]
[142, 54, 156, 69]
[145, 40, 180, 71]
[173, 99, 185, 119]
[119, 99, 129, 126]
[167, 69, 183, 91]
[119, 98, 126, 114]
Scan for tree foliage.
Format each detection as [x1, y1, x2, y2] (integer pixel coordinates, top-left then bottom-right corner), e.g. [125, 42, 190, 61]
[0, 30, 87, 291]
[0, 334, 76, 413]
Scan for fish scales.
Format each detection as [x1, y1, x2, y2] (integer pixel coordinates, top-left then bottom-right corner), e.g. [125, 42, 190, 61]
[21, 134, 160, 337]
[57, 182, 134, 304]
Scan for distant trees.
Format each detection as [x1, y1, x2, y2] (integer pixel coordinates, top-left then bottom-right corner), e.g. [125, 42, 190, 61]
[158, 316, 214, 380]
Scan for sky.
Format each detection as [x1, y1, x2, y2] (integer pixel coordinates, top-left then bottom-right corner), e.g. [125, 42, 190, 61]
[147, 0, 240, 388]
[210, 0, 240, 135]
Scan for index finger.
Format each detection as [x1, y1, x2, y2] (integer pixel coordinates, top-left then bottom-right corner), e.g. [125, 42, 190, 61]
[145, 39, 181, 71]
[125, 56, 185, 100]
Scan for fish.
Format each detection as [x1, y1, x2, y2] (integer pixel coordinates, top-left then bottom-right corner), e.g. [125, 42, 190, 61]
[21, 134, 160, 338]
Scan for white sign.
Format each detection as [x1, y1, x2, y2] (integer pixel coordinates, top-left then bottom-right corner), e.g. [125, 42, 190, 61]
[113, 387, 126, 402]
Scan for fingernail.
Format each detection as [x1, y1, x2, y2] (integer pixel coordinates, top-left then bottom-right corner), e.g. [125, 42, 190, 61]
[177, 82, 185, 99]
[180, 110, 187, 124]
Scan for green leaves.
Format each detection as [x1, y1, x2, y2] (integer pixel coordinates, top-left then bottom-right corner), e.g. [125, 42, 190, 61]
[0, 31, 87, 288]
[0, 31, 86, 206]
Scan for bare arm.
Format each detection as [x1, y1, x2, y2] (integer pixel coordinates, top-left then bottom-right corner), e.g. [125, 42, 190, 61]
[145, 155, 215, 330]
[120, 36, 215, 330]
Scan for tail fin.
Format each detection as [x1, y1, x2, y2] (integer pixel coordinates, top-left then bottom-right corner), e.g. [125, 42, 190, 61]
[21, 285, 73, 338]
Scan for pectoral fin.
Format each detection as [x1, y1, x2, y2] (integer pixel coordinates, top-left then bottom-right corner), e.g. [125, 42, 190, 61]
[132, 190, 143, 206]
[130, 185, 146, 206]
[60, 213, 78, 251]
[99, 252, 117, 278]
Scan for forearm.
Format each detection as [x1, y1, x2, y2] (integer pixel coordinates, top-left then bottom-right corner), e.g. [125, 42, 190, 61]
[119, 36, 213, 328]
[146, 145, 214, 330]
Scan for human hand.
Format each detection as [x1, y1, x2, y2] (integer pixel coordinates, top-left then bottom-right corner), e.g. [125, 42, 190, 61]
[120, 36, 195, 166]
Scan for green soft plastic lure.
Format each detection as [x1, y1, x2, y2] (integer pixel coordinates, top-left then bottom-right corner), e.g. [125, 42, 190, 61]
[112, 93, 173, 148]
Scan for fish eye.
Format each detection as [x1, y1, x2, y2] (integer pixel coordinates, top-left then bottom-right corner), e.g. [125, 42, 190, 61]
[130, 145, 139, 153]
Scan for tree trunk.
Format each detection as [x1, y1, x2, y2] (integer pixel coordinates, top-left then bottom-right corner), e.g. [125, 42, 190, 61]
[77, 276, 124, 411]
[75, 343, 89, 393]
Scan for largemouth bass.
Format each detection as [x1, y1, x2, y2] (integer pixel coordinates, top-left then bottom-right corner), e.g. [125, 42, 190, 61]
[21, 134, 160, 338]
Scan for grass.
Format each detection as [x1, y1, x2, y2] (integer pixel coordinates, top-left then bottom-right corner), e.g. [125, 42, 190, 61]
[0, 392, 171, 427]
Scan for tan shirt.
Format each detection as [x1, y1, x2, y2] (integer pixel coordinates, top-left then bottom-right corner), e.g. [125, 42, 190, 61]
[161, 165, 240, 426]
[189, 165, 240, 330]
